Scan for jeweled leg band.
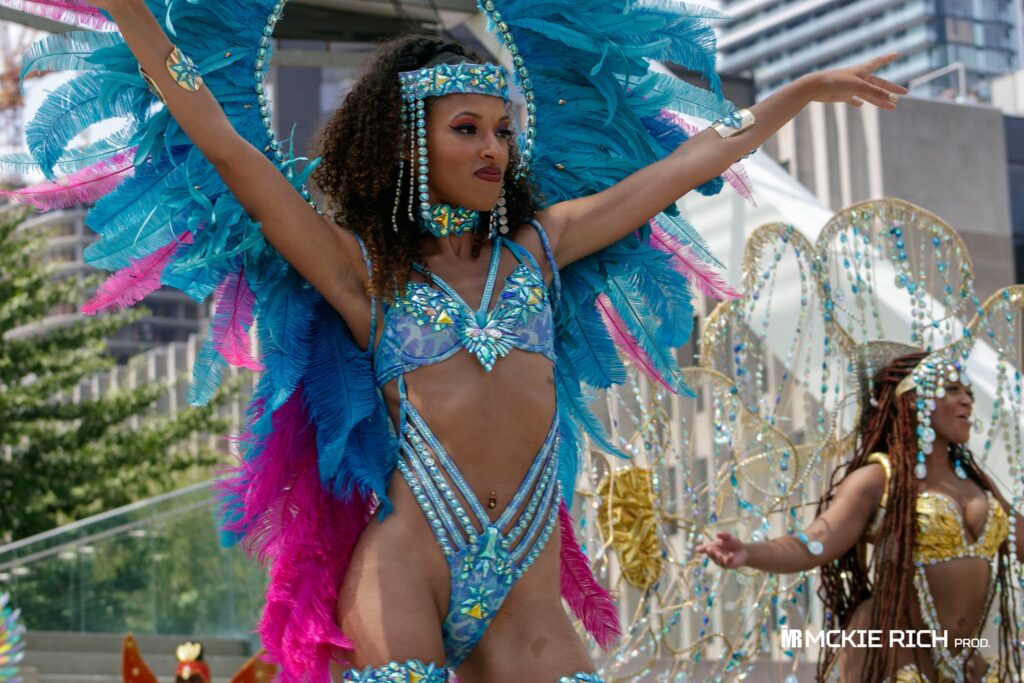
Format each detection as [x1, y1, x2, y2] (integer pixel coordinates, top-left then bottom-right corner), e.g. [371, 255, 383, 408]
[341, 659, 450, 682]
[558, 673, 605, 682]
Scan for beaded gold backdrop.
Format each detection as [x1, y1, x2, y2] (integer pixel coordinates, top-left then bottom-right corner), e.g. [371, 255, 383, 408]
[573, 199, 1024, 681]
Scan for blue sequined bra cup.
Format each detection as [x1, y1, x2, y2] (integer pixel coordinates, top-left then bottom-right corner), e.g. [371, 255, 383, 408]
[365, 221, 564, 668]
[374, 232, 557, 387]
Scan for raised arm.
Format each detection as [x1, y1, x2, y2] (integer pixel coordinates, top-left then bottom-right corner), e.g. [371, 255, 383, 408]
[697, 463, 887, 574]
[91, 0, 372, 344]
[539, 54, 908, 267]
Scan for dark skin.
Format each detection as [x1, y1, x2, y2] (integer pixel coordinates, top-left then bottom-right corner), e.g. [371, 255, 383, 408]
[87, 1, 909, 678]
[698, 383, 1024, 682]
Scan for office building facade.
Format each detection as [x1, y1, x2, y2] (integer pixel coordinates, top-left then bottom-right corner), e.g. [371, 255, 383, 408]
[715, 0, 1021, 100]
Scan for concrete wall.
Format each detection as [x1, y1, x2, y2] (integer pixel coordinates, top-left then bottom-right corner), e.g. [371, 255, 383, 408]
[1004, 115, 1024, 283]
[879, 96, 1015, 300]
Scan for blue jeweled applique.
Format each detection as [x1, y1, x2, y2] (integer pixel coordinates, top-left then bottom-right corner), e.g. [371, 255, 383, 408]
[443, 526, 517, 663]
[501, 264, 547, 318]
[398, 283, 459, 330]
[342, 659, 448, 682]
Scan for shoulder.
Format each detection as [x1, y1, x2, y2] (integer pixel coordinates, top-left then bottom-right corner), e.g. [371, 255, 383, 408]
[840, 455, 889, 506]
[510, 219, 555, 281]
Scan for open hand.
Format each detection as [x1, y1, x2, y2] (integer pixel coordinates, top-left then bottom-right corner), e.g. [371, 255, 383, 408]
[696, 532, 749, 568]
[808, 53, 908, 110]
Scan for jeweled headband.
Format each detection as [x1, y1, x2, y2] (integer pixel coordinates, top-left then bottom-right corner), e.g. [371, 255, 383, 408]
[395, 62, 513, 237]
[895, 354, 966, 397]
[398, 62, 510, 101]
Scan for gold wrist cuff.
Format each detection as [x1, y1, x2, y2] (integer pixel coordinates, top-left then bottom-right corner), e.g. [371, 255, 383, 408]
[710, 108, 756, 138]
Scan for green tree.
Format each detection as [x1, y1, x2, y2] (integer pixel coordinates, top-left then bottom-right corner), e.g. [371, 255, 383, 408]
[0, 207, 232, 541]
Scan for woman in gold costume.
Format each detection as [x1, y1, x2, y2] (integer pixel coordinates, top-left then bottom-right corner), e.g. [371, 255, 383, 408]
[698, 349, 1024, 682]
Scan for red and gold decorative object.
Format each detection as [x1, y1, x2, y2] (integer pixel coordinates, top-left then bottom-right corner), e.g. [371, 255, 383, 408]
[121, 634, 157, 683]
[175, 642, 210, 683]
[228, 650, 277, 683]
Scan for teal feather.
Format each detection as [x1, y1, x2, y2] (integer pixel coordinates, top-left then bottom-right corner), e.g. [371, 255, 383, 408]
[26, 73, 142, 178]
[556, 408, 583, 506]
[254, 269, 316, 411]
[557, 274, 627, 389]
[650, 211, 720, 267]
[20, 31, 126, 85]
[0, 124, 135, 175]
[647, 72, 733, 120]
[556, 366, 629, 460]
[634, 252, 695, 347]
[304, 298, 398, 508]
[84, 162, 186, 269]
[603, 270, 687, 393]
[187, 329, 228, 406]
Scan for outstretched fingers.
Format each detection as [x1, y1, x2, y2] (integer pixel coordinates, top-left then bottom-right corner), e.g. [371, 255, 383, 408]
[867, 74, 909, 95]
[850, 52, 908, 110]
[855, 79, 900, 110]
[865, 52, 900, 72]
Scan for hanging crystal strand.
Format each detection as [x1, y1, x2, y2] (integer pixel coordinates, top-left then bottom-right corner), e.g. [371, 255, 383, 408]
[393, 97, 407, 233]
[392, 160, 405, 233]
[404, 78, 417, 224]
[416, 97, 431, 225]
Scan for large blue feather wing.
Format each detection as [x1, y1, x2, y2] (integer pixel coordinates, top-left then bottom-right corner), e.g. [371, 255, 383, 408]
[482, 0, 737, 492]
[11, 0, 397, 538]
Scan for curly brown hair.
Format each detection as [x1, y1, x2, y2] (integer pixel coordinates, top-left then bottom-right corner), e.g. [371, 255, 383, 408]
[815, 352, 1022, 681]
[312, 34, 541, 299]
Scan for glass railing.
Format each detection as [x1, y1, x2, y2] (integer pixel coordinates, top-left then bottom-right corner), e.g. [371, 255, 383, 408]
[0, 481, 266, 642]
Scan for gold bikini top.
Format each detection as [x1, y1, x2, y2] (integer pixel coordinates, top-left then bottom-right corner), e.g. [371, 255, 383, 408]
[862, 453, 1008, 565]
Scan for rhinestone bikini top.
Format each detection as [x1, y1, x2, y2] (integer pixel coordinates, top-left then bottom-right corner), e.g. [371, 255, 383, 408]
[863, 452, 1008, 564]
[374, 236, 556, 387]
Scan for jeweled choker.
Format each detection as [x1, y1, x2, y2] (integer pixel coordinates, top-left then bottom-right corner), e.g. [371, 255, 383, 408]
[420, 203, 480, 238]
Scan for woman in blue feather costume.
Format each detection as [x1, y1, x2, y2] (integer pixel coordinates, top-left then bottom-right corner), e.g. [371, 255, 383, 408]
[10, 0, 906, 678]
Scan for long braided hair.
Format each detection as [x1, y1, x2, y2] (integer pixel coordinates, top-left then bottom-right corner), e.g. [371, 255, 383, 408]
[313, 34, 540, 300]
[814, 352, 1022, 681]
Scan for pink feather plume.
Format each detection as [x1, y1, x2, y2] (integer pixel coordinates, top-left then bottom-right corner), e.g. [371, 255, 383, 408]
[559, 502, 620, 649]
[658, 108, 756, 205]
[217, 388, 372, 681]
[0, 150, 134, 211]
[82, 231, 193, 315]
[596, 293, 677, 393]
[0, 0, 114, 30]
[721, 164, 755, 206]
[211, 267, 263, 372]
[649, 221, 740, 300]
